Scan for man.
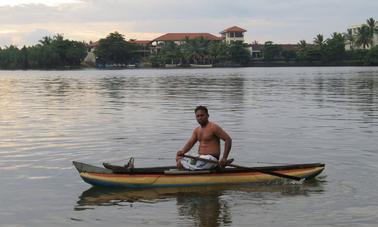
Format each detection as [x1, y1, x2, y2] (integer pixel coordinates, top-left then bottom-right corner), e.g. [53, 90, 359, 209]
[176, 106, 232, 170]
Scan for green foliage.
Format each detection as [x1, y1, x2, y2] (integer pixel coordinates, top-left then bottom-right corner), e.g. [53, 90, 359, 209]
[228, 41, 250, 65]
[281, 49, 297, 62]
[159, 41, 182, 64]
[365, 46, 378, 65]
[94, 32, 135, 64]
[356, 25, 372, 49]
[321, 32, 345, 62]
[296, 40, 310, 62]
[313, 34, 324, 46]
[263, 41, 282, 62]
[295, 33, 346, 63]
[0, 34, 87, 69]
[0, 45, 23, 69]
[151, 38, 250, 66]
[208, 41, 229, 64]
[180, 37, 211, 64]
[1, 17, 377, 69]
[345, 49, 368, 61]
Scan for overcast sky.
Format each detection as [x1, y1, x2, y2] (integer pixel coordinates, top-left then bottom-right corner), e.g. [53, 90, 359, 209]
[0, 0, 377, 47]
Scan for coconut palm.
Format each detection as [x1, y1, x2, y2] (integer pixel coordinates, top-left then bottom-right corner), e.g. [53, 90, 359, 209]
[356, 24, 372, 49]
[344, 28, 355, 50]
[298, 40, 307, 48]
[366, 17, 378, 36]
[313, 34, 324, 46]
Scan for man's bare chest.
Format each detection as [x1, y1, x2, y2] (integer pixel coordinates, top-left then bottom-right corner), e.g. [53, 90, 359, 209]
[197, 128, 216, 142]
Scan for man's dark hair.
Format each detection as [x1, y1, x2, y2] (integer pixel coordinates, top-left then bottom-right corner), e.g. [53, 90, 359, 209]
[195, 105, 209, 115]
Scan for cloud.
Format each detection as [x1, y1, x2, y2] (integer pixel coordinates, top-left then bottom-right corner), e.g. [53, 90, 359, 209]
[1, 0, 378, 47]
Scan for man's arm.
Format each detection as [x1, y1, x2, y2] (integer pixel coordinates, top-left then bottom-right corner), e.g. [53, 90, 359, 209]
[176, 129, 198, 159]
[214, 125, 232, 167]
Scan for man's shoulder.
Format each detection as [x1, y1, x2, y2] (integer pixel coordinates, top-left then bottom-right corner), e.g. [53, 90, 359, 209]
[209, 122, 221, 129]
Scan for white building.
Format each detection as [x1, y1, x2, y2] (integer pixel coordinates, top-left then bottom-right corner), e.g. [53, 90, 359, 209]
[220, 26, 247, 43]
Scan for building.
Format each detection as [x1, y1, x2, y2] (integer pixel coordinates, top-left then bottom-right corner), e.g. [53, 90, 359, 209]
[220, 26, 247, 43]
[129, 39, 152, 57]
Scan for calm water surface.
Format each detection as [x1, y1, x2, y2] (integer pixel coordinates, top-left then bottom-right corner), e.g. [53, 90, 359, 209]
[0, 67, 377, 226]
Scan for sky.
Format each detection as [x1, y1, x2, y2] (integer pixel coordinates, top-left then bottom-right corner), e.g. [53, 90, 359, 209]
[0, 0, 377, 47]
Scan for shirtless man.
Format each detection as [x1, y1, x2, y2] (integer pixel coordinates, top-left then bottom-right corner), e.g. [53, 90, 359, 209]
[176, 106, 232, 169]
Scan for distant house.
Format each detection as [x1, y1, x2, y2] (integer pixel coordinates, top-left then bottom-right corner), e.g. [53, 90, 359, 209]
[220, 26, 247, 43]
[129, 39, 153, 57]
[248, 44, 264, 59]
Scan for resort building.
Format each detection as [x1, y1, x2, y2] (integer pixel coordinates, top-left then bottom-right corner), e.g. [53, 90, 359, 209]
[220, 26, 247, 43]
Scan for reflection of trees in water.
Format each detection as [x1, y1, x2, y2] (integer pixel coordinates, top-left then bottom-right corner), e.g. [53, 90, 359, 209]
[96, 75, 246, 129]
[42, 78, 82, 97]
[98, 77, 138, 102]
[153, 76, 245, 105]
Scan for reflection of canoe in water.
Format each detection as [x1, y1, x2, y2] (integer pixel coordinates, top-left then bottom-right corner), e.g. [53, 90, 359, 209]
[73, 161, 325, 188]
[76, 180, 325, 208]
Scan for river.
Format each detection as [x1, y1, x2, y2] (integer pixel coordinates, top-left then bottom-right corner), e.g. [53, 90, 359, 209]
[0, 67, 377, 226]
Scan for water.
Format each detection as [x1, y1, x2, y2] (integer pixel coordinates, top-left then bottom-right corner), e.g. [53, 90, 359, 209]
[0, 67, 377, 227]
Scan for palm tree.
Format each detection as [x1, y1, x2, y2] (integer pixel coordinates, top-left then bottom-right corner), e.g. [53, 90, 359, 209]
[39, 36, 52, 45]
[366, 18, 378, 36]
[331, 32, 344, 40]
[366, 17, 378, 47]
[298, 40, 307, 48]
[344, 28, 355, 50]
[313, 34, 324, 46]
[356, 24, 372, 49]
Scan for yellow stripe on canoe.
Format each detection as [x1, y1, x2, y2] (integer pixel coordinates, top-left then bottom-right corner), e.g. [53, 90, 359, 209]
[80, 166, 324, 186]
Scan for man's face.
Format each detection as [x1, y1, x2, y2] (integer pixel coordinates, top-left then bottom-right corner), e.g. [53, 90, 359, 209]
[195, 110, 209, 125]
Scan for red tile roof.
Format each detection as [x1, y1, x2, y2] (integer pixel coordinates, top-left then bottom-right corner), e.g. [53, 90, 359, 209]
[153, 33, 223, 41]
[221, 26, 247, 33]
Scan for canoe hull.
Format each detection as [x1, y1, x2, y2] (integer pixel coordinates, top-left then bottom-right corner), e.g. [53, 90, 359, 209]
[73, 161, 325, 188]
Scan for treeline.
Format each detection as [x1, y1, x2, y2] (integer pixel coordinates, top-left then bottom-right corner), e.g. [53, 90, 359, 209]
[0, 34, 87, 69]
[149, 37, 251, 67]
[0, 17, 377, 69]
[94, 32, 251, 67]
[261, 17, 378, 65]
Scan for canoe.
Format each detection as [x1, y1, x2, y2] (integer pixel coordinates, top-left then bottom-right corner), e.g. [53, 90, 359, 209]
[73, 161, 325, 188]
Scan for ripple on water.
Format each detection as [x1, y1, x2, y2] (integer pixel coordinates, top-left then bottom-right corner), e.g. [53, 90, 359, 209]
[0, 67, 377, 226]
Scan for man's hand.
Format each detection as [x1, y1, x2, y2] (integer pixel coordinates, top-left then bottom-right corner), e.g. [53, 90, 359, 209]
[219, 157, 234, 168]
[176, 150, 184, 169]
[176, 150, 184, 162]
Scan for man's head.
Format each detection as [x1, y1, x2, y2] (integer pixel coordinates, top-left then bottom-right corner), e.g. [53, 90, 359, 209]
[194, 106, 209, 126]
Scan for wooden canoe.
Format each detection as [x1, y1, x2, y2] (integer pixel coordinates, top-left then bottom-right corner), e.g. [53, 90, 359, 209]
[73, 161, 325, 188]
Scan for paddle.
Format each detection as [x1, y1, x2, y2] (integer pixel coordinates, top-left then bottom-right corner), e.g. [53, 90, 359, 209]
[183, 154, 303, 181]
